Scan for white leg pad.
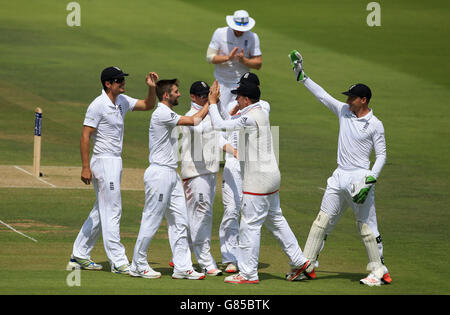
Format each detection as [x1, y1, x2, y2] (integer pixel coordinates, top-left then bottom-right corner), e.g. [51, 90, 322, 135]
[358, 222, 384, 279]
[303, 211, 329, 272]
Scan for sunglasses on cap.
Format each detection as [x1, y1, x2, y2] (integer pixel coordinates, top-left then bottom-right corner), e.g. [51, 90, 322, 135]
[110, 77, 125, 83]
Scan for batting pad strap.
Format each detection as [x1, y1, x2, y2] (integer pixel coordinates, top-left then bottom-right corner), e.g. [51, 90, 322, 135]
[303, 211, 329, 272]
[358, 222, 384, 278]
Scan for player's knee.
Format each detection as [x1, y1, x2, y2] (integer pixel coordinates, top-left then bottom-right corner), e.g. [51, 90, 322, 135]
[313, 210, 330, 230]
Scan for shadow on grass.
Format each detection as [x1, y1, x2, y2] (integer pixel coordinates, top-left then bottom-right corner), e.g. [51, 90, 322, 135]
[316, 270, 365, 283]
[259, 270, 365, 283]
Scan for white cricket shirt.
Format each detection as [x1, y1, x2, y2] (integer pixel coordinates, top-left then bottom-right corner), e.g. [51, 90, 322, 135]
[208, 27, 262, 85]
[83, 89, 137, 156]
[303, 78, 386, 178]
[224, 99, 271, 161]
[209, 102, 280, 194]
[148, 102, 181, 169]
[180, 102, 228, 179]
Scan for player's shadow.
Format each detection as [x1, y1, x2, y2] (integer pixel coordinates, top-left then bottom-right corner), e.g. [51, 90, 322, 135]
[259, 269, 365, 282]
[97, 261, 164, 273]
[314, 270, 366, 283]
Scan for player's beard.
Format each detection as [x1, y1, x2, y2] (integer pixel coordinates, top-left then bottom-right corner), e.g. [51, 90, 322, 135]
[169, 95, 179, 106]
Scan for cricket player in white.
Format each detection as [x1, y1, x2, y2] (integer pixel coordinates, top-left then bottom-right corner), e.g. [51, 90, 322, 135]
[206, 10, 262, 119]
[68, 67, 159, 274]
[130, 79, 210, 280]
[219, 72, 270, 273]
[289, 50, 390, 286]
[208, 80, 310, 284]
[180, 81, 237, 276]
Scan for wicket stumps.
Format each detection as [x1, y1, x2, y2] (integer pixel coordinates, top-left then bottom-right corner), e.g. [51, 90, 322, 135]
[33, 107, 42, 177]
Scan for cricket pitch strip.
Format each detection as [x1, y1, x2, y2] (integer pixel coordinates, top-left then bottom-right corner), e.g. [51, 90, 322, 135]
[0, 165, 145, 191]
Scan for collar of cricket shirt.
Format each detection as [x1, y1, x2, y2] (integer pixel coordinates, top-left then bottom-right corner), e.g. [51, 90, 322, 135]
[190, 101, 203, 111]
[101, 89, 119, 109]
[240, 102, 261, 115]
[355, 108, 373, 121]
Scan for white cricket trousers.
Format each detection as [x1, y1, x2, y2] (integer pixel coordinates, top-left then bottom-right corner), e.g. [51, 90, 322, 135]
[219, 158, 242, 264]
[183, 173, 218, 271]
[321, 168, 380, 236]
[131, 164, 193, 273]
[72, 155, 129, 268]
[238, 192, 308, 281]
[320, 167, 386, 268]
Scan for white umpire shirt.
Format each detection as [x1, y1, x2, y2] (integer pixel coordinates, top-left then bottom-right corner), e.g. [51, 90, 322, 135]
[148, 102, 181, 169]
[83, 89, 137, 156]
[303, 78, 386, 178]
[208, 27, 262, 86]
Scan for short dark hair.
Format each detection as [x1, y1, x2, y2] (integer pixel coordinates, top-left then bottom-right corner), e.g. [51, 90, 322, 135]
[249, 97, 260, 103]
[102, 80, 110, 91]
[156, 79, 179, 101]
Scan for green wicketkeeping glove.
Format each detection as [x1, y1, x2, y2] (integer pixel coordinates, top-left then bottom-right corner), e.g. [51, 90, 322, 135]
[288, 50, 308, 82]
[351, 175, 377, 204]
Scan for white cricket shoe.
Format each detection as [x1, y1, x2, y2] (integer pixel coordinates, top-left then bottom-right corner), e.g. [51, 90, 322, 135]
[129, 267, 162, 279]
[112, 263, 130, 275]
[172, 269, 206, 280]
[224, 263, 238, 273]
[206, 268, 223, 276]
[67, 255, 103, 270]
[360, 272, 382, 286]
[224, 274, 259, 284]
[285, 260, 310, 281]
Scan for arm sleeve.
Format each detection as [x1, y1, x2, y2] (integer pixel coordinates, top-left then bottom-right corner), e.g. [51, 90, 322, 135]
[206, 47, 218, 64]
[208, 29, 221, 50]
[370, 122, 387, 179]
[250, 32, 262, 57]
[158, 109, 181, 127]
[83, 103, 101, 128]
[121, 94, 138, 112]
[303, 77, 346, 117]
[209, 104, 256, 130]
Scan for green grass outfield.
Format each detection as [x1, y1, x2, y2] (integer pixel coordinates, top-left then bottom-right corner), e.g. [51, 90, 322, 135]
[0, 0, 449, 296]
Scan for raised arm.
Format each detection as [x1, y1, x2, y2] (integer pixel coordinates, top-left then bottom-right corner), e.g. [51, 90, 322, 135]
[177, 103, 210, 126]
[133, 72, 159, 111]
[303, 78, 346, 116]
[207, 80, 255, 130]
[289, 50, 345, 116]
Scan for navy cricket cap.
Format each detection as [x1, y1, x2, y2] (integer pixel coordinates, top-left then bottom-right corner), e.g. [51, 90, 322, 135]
[101, 66, 129, 82]
[239, 72, 260, 86]
[190, 81, 210, 96]
[342, 83, 372, 100]
[231, 80, 260, 99]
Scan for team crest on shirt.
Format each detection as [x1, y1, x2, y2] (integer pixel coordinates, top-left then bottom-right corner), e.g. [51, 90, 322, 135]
[170, 113, 177, 120]
[244, 40, 248, 47]
[362, 122, 370, 132]
[118, 104, 123, 115]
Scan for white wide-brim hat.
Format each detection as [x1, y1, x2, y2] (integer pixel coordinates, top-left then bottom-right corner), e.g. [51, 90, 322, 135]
[226, 10, 255, 32]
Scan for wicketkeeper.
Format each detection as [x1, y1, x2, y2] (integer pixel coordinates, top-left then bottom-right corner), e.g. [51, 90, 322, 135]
[289, 50, 391, 286]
